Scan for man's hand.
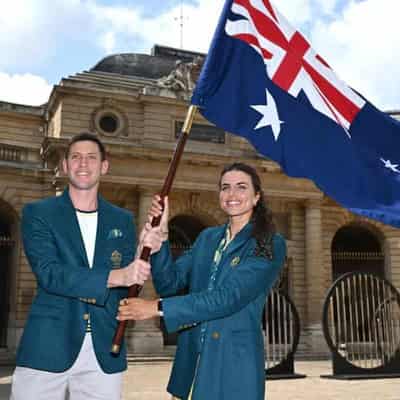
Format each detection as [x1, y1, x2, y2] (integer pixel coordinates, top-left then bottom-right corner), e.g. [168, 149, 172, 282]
[117, 298, 158, 321]
[107, 259, 151, 288]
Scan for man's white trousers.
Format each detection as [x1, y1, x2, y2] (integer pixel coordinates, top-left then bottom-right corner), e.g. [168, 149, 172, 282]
[10, 333, 123, 400]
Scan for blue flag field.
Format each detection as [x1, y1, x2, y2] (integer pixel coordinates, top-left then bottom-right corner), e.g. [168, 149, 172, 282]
[191, 0, 400, 228]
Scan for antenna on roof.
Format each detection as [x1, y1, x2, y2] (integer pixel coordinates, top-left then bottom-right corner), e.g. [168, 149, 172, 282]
[175, 1, 188, 49]
[180, 2, 184, 48]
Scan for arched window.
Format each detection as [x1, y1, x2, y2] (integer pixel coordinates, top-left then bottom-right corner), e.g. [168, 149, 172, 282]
[331, 225, 384, 281]
[169, 215, 206, 259]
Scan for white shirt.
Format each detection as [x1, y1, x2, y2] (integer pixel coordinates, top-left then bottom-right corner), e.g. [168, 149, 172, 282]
[76, 209, 98, 332]
[76, 209, 98, 268]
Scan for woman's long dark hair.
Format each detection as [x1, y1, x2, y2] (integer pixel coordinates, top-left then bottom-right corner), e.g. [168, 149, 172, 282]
[219, 163, 276, 258]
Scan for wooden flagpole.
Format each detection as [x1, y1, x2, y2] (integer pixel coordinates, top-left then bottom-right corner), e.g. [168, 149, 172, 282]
[111, 104, 197, 354]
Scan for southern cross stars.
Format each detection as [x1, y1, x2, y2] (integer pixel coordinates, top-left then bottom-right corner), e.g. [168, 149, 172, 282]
[251, 89, 284, 141]
[381, 158, 400, 173]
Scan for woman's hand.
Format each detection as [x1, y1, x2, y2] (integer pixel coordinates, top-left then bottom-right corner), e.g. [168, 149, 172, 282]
[117, 298, 159, 321]
[148, 195, 169, 235]
[137, 196, 169, 256]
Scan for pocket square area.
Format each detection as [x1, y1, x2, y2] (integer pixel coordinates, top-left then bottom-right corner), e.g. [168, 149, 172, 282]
[107, 228, 123, 239]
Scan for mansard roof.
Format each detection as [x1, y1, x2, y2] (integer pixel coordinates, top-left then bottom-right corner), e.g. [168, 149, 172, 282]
[91, 44, 205, 80]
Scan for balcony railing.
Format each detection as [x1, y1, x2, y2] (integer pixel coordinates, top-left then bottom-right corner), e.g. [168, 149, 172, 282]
[0, 144, 23, 162]
[0, 236, 14, 248]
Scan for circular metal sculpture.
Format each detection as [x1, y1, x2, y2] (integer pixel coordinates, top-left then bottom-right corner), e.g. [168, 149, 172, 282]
[322, 272, 400, 378]
[264, 289, 304, 379]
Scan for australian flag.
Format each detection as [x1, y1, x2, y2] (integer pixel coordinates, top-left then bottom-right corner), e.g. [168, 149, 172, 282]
[191, 0, 400, 228]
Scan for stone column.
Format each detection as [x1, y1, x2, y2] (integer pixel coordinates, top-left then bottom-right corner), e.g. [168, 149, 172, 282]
[126, 189, 164, 355]
[303, 199, 329, 357]
[288, 203, 310, 357]
[385, 236, 400, 287]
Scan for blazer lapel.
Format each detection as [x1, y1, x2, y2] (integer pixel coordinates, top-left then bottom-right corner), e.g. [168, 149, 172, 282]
[216, 223, 254, 282]
[196, 225, 226, 290]
[91, 196, 109, 270]
[57, 189, 90, 268]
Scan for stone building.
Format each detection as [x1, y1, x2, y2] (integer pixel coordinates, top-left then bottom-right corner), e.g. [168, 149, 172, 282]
[1, 45, 399, 362]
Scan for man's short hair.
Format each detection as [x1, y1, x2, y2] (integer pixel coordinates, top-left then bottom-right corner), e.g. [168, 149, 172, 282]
[65, 132, 107, 161]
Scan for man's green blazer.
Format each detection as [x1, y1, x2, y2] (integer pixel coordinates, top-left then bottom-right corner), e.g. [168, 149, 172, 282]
[16, 189, 135, 373]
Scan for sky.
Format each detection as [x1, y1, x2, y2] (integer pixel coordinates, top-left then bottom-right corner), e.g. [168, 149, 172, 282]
[0, 0, 399, 111]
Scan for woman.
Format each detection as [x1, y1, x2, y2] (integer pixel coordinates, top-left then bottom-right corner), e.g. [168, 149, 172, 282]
[118, 163, 286, 400]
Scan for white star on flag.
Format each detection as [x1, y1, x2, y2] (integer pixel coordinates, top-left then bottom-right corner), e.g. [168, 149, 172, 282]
[251, 89, 284, 141]
[381, 158, 400, 173]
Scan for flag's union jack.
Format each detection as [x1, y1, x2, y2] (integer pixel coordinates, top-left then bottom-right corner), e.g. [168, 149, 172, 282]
[225, 0, 366, 129]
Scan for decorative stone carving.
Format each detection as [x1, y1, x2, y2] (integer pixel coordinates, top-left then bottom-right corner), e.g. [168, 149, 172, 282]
[157, 56, 204, 93]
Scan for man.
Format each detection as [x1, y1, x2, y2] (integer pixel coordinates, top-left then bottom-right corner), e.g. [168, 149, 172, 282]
[10, 132, 151, 400]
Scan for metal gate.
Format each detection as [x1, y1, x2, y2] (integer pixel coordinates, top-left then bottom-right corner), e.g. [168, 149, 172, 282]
[322, 272, 400, 378]
[264, 288, 305, 379]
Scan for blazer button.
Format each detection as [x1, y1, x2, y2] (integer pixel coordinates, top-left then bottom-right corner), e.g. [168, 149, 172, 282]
[83, 313, 90, 321]
[211, 331, 220, 340]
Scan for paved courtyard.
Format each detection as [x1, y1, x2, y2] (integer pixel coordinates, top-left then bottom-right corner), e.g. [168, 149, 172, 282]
[1, 360, 399, 399]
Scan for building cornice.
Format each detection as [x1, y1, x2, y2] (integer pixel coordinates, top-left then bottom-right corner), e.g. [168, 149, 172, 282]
[0, 101, 45, 119]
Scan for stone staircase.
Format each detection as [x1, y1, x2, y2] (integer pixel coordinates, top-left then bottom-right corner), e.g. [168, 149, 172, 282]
[127, 345, 176, 363]
[294, 332, 331, 361]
